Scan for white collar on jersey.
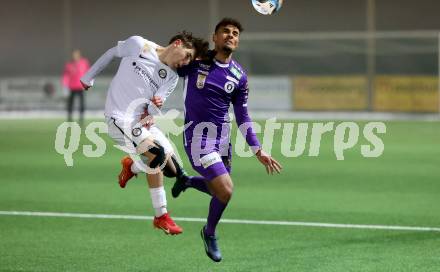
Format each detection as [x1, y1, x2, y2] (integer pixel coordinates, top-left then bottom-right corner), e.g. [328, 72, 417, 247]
[214, 59, 230, 68]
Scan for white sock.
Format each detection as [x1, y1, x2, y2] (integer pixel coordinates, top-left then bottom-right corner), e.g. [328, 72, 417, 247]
[149, 186, 167, 217]
[130, 160, 142, 174]
[131, 155, 148, 174]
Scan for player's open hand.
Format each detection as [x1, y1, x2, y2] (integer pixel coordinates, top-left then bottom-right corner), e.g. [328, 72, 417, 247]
[140, 109, 154, 129]
[256, 149, 283, 175]
[80, 81, 90, 91]
[151, 96, 163, 108]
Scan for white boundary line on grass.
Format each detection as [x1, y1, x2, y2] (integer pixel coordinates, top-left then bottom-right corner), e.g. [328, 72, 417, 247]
[1, 210, 440, 232]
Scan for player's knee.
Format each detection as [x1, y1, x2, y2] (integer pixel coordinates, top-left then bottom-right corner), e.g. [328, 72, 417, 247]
[217, 185, 233, 203]
[147, 141, 166, 169]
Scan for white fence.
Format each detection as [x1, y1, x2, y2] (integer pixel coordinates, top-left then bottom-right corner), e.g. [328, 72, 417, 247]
[0, 76, 293, 112]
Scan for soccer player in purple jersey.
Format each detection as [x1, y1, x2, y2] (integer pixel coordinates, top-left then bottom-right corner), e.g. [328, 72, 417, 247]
[173, 18, 283, 262]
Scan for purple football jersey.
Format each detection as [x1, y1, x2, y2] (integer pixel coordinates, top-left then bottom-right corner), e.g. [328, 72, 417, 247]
[178, 58, 260, 156]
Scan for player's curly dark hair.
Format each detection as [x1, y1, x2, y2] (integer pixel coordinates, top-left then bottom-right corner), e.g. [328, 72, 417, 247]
[192, 37, 210, 61]
[168, 31, 210, 61]
[214, 18, 244, 33]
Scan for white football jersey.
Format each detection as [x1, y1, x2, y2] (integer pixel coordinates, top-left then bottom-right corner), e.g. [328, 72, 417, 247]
[81, 36, 178, 121]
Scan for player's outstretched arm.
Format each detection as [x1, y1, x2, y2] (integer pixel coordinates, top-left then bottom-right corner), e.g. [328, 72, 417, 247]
[232, 76, 282, 174]
[80, 47, 119, 89]
[232, 77, 262, 153]
[81, 36, 146, 90]
[233, 100, 282, 174]
[256, 149, 283, 175]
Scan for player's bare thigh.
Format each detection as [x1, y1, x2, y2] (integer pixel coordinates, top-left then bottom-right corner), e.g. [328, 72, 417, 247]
[207, 173, 234, 203]
[137, 138, 156, 159]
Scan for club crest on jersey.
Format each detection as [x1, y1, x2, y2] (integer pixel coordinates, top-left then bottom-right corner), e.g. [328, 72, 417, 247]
[132, 127, 142, 137]
[158, 69, 167, 79]
[196, 74, 207, 89]
[224, 81, 235, 93]
[230, 66, 243, 80]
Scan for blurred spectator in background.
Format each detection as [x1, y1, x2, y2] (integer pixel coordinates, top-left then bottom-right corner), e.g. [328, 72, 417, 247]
[62, 49, 90, 125]
[43, 82, 55, 98]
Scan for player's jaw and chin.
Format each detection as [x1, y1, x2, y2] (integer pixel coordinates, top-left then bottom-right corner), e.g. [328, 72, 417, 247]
[224, 38, 237, 53]
[220, 38, 238, 54]
[221, 44, 234, 54]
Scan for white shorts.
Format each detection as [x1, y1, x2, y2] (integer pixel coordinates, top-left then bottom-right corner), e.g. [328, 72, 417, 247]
[106, 117, 174, 156]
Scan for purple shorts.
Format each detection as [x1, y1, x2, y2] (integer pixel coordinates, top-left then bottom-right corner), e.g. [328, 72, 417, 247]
[184, 144, 232, 181]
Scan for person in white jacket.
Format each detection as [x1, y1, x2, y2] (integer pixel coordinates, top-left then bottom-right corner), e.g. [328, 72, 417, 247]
[81, 32, 206, 235]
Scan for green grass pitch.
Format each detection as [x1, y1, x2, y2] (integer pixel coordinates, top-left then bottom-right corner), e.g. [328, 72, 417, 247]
[0, 118, 439, 271]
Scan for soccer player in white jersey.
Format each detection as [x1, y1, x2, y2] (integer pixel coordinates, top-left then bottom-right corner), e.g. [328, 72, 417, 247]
[80, 32, 205, 235]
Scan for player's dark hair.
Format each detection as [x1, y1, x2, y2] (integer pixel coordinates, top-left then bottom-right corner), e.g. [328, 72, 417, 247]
[192, 38, 210, 60]
[169, 31, 196, 49]
[198, 49, 217, 64]
[214, 18, 244, 33]
[168, 31, 209, 61]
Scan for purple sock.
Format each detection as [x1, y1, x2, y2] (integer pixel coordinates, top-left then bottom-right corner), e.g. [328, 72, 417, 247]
[205, 197, 228, 236]
[186, 176, 211, 195]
